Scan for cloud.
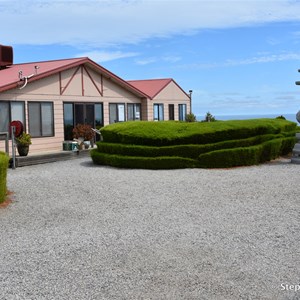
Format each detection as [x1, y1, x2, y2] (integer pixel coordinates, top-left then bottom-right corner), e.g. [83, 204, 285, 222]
[192, 86, 300, 115]
[223, 52, 300, 66]
[75, 50, 138, 62]
[162, 56, 181, 63]
[135, 57, 158, 65]
[175, 52, 300, 70]
[1, 0, 300, 48]
[135, 55, 181, 65]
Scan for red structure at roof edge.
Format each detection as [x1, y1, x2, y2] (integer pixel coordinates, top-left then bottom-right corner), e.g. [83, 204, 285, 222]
[0, 44, 13, 68]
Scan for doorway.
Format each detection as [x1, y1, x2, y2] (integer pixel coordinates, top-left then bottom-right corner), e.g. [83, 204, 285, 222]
[63, 102, 103, 140]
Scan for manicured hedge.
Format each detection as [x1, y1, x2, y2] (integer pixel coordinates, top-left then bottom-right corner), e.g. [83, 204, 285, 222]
[0, 151, 9, 204]
[90, 149, 198, 169]
[101, 119, 296, 146]
[197, 137, 295, 168]
[91, 119, 297, 169]
[95, 133, 290, 158]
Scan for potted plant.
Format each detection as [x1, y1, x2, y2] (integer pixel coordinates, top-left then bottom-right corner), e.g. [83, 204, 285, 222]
[15, 132, 32, 156]
[72, 124, 95, 149]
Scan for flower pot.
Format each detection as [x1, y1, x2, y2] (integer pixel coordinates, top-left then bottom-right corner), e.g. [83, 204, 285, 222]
[84, 141, 90, 149]
[17, 145, 29, 156]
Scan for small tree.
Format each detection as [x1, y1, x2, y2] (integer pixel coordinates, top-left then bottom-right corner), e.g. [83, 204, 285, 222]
[204, 111, 216, 122]
[185, 113, 197, 122]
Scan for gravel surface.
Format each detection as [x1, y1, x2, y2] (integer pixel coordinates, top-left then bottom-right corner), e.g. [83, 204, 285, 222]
[1, 157, 300, 300]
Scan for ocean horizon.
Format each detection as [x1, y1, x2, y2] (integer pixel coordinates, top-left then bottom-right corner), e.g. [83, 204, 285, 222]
[196, 113, 299, 124]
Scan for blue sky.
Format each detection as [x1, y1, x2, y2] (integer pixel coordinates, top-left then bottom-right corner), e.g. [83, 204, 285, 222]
[2, 0, 300, 118]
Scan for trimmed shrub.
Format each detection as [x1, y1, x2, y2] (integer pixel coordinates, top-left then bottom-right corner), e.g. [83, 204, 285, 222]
[197, 137, 294, 168]
[90, 149, 198, 169]
[0, 151, 9, 204]
[96, 133, 290, 159]
[281, 136, 297, 155]
[91, 119, 297, 169]
[101, 119, 296, 146]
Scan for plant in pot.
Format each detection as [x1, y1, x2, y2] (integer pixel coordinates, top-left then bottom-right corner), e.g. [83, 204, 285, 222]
[15, 132, 32, 156]
[72, 124, 95, 150]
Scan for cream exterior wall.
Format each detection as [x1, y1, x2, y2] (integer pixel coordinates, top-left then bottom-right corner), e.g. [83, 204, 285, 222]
[1, 66, 191, 156]
[0, 65, 143, 155]
[148, 81, 190, 121]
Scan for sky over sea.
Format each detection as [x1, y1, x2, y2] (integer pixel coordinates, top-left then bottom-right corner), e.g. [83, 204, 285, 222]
[2, 0, 300, 116]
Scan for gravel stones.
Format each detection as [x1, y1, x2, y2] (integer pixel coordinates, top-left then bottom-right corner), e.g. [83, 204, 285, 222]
[1, 158, 300, 299]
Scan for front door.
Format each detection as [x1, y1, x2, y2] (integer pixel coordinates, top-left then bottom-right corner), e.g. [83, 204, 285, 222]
[75, 104, 94, 127]
[63, 102, 103, 141]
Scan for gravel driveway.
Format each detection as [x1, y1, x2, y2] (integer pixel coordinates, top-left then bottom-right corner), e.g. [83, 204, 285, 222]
[1, 157, 300, 300]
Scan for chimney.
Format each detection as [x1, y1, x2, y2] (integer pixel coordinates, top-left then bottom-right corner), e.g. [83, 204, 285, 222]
[0, 44, 13, 69]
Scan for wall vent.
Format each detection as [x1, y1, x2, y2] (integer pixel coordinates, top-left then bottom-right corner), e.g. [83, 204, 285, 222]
[0, 44, 13, 68]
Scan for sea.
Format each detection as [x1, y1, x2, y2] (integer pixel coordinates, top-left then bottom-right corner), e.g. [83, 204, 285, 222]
[196, 113, 299, 124]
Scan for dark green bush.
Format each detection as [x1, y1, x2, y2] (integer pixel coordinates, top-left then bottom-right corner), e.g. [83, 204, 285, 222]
[185, 113, 197, 122]
[90, 149, 198, 169]
[281, 136, 297, 155]
[91, 119, 297, 169]
[198, 137, 294, 168]
[0, 151, 9, 204]
[96, 133, 287, 159]
[101, 119, 296, 146]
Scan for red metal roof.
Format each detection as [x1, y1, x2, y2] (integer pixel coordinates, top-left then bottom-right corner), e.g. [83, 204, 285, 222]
[0, 57, 149, 98]
[127, 78, 173, 99]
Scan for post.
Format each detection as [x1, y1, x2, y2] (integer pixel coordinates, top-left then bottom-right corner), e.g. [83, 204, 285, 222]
[0, 132, 9, 154]
[189, 90, 193, 114]
[11, 126, 16, 169]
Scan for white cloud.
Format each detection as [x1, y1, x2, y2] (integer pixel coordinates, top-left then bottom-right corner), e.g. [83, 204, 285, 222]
[134, 55, 181, 65]
[1, 0, 300, 48]
[75, 50, 138, 62]
[175, 52, 300, 70]
[223, 52, 300, 66]
[135, 57, 157, 65]
[162, 56, 181, 63]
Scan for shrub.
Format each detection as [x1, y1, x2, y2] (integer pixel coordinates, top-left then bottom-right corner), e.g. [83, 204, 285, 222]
[185, 113, 197, 122]
[276, 115, 286, 120]
[197, 137, 294, 168]
[95, 133, 286, 159]
[0, 152, 9, 204]
[100, 119, 296, 146]
[73, 124, 95, 141]
[15, 132, 32, 146]
[90, 150, 198, 169]
[203, 111, 216, 122]
[91, 119, 297, 169]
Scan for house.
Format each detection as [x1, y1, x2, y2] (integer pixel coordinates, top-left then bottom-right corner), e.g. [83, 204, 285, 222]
[0, 45, 191, 155]
[128, 78, 191, 121]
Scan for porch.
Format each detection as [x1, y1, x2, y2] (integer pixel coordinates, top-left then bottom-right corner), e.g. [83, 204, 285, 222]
[9, 148, 91, 168]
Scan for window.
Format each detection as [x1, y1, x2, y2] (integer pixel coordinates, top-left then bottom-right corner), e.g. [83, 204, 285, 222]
[153, 104, 164, 121]
[95, 104, 103, 127]
[109, 103, 125, 123]
[127, 103, 141, 121]
[63, 103, 74, 140]
[178, 104, 187, 121]
[0, 101, 25, 133]
[168, 104, 174, 120]
[28, 102, 54, 137]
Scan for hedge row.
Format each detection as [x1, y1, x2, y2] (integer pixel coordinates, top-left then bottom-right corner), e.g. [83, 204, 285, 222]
[101, 119, 296, 146]
[96, 133, 293, 159]
[0, 151, 9, 204]
[90, 149, 198, 169]
[198, 137, 295, 168]
[90, 136, 295, 169]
